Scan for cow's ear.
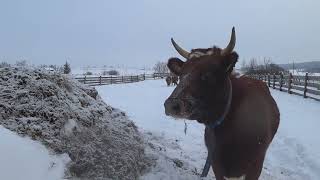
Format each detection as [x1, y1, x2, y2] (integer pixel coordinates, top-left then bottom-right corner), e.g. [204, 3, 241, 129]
[168, 57, 184, 76]
[223, 52, 238, 74]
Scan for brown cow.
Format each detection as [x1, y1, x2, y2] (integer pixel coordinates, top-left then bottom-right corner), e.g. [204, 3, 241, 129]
[164, 27, 279, 180]
[166, 76, 172, 86]
[171, 75, 179, 85]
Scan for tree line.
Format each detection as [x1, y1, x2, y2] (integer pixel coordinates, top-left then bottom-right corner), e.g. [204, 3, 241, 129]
[241, 57, 287, 75]
[0, 60, 72, 74]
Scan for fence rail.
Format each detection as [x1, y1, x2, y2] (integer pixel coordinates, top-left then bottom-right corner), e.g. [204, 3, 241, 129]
[75, 73, 170, 86]
[249, 73, 320, 101]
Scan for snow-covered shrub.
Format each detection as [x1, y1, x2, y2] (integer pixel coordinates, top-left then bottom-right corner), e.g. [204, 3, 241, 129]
[101, 70, 120, 76]
[84, 71, 93, 75]
[0, 67, 151, 180]
[106, 70, 119, 76]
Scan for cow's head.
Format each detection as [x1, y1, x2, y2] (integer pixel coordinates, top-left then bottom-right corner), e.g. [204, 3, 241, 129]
[164, 27, 238, 124]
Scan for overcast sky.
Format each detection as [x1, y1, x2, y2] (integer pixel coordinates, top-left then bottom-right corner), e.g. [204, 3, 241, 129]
[0, 0, 319, 68]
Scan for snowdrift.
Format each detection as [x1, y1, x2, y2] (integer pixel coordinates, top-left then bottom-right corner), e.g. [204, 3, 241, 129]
[0, 125, 69, 180]
[0, 67, 151, 179]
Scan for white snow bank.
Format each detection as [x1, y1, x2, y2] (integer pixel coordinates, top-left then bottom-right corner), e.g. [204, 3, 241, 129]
[0, 126, 70, 180]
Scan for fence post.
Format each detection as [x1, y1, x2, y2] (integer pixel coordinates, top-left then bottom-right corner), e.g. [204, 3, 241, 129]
[280, 73, 283, 91]
[304, 73, 308, 98]
[131, 76, 133, 82]
[265, 74, 267, 82]
[273, 74, 276, 89]
[122, 76, 124, 83]
[267, 74, 270, 87]
[111, 76, 113, 84]
[143, 73, 145, 80]
[288, 73, 292, 94]
[99, 76, 102, 85]
[84, 76, 86, 84]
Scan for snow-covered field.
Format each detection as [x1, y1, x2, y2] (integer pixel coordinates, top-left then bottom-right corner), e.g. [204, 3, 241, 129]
[0, 126, 69, 180]
[97, 79, 320, 180]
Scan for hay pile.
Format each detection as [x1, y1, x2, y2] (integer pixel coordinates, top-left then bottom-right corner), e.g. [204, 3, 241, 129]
[0, 67, 151, 180]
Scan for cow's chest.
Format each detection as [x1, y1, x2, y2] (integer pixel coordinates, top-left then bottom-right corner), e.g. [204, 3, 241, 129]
[204, 126, 268, 178]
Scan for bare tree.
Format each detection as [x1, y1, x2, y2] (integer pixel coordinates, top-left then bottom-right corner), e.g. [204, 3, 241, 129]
[248, 58, 258, 73]
[240, 59, 247, 72]
[48, 64, 64, 74]
[263, 57, 272, 73]
[242, 57, 287, 75]
[15, 60, 27, 67]
[153, 62, 169, 74]
[0, 61, 11, 68]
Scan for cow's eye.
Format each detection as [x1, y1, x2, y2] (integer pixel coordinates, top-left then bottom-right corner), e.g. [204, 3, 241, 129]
[201, 73, 215, 84]
[201, 73, 210, 82]
[201, 74, 208, 82]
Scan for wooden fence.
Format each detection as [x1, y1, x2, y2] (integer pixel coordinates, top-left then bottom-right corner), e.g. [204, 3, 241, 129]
[250, 73, 320, 101]
[75, 73, 170, 86]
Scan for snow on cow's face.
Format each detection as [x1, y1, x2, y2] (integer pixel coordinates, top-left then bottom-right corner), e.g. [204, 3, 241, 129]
[164, 48, 238, 123]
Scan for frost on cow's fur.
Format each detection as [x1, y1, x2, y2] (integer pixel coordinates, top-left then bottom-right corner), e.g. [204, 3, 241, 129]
[0, 67, 152, 180]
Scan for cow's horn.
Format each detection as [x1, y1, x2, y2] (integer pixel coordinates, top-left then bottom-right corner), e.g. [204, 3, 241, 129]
[221, 27, 236, 55]
[171, 38, 190, 59]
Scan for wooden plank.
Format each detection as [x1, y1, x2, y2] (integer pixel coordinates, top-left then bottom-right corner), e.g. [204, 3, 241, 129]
[292, 80, 304, 86]
[292, 75, 305, 80]
[82, 77, 102, 80]
[306, 88, 320, 96]
[308, 76, 320, 81]
[74, 77, 85, 80]
[291, 85, 304, 92]
[308, 82, 320, 89]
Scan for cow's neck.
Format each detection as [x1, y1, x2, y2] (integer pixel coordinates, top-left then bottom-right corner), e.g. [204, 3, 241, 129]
[201, 77, 233, 177]
[207, 77, 233, 129]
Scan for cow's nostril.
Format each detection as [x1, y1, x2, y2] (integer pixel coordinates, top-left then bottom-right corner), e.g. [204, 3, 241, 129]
[164, 99, 182, 115]
[172, 102, 180, 113]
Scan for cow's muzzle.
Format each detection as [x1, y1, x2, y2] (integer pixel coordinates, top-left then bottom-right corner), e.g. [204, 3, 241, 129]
[164, 98, 194, 118]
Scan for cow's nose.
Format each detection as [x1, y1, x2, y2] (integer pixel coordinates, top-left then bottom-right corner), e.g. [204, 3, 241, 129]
[164, 98, 181, 115]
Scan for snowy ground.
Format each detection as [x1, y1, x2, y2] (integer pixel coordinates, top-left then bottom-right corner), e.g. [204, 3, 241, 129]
[0, 126, 69, 180]
[97, 79, 320, 180]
